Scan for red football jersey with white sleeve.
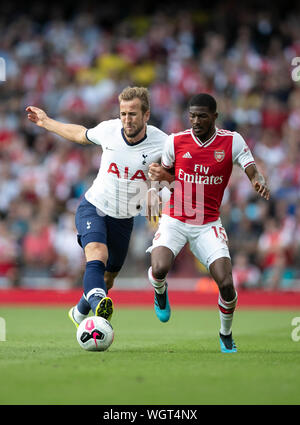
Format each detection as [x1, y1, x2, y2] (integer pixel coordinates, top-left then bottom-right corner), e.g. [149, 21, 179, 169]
[161, 128, 255, 225]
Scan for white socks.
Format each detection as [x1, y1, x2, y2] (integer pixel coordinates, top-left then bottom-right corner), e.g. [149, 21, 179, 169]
[148, 267, 166, 294]
[73, 306, 88, 323]
[218, 291, 238, 336]
[148, 265, 237, 336]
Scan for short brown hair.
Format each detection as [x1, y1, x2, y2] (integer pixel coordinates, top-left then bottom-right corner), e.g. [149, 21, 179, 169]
[118, 86, 150, 114]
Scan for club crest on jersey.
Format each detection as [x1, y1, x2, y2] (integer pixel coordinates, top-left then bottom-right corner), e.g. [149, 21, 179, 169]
[214, 150, 225, 162]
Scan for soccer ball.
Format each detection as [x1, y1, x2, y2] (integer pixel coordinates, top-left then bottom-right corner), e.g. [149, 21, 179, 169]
[76, 316, 114, 352]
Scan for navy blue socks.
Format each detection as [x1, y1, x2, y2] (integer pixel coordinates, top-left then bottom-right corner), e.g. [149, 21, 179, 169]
[83, 260, 107, 314]
[76, 294, 91, 315]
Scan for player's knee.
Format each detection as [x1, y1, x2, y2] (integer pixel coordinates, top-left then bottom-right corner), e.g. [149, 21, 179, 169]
[151, 261, 169, 280]
[85, 242, 108, 264]
[151, 247, 173, 280]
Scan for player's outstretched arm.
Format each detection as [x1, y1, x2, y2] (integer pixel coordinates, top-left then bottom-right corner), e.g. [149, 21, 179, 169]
[245, 164, 270, 200]
[26, 106, 91, 145]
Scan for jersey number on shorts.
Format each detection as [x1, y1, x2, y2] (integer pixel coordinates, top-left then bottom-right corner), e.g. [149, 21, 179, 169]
[212, 226, 228, 241]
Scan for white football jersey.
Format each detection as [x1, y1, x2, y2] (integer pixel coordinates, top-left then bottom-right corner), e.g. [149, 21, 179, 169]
[84, 118, 167, 218]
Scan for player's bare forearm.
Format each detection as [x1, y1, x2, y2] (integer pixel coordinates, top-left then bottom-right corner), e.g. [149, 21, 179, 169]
[160, 166, 175, 183]
[26, 106, 90, 145]
[245, 164, 270, 200]
[44, 118, 90, 145]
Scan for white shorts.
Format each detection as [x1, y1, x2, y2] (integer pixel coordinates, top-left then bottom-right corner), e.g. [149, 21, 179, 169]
[146, 214, 231, 270]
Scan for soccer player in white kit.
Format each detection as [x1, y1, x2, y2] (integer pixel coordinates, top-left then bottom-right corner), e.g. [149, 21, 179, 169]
[26, 87, 169, 326]
[147, 93, 270, 353]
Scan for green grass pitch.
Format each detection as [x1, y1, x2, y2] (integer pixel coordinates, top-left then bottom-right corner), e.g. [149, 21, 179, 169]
[0, 306, 300, 405]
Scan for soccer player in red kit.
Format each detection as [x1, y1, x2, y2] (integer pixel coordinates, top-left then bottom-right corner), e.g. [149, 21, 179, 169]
[147, 93, 270, 353]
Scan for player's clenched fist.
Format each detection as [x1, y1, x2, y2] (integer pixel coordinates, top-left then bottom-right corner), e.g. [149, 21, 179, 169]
[148, 163, 162, 181]
[26, 106, 48, 127]
[148, 163, 175, 184]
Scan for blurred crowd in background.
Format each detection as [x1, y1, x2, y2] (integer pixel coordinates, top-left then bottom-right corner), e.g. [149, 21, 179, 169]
[0, 0, 300, 291]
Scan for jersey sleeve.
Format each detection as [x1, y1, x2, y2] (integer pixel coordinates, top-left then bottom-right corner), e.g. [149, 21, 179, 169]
[147, 125, 168, 163]
[232, 132, 256, 171]
[161, 134, 175, 169]
[85, 120, 115, 146]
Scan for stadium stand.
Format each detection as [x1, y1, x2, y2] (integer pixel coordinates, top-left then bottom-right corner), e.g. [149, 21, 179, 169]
[0, 0, 299, 292]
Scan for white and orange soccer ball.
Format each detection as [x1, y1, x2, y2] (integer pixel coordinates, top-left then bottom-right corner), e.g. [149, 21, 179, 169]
[76, 316, 114, 352]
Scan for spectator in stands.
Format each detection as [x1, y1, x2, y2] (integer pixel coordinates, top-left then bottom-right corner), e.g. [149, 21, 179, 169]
[232, 252, 261, 290]
[0, 221, 19, 287]
[0, 1, 299, 289]
[22, 217, 56, 278]
[257, 218, 295, 289]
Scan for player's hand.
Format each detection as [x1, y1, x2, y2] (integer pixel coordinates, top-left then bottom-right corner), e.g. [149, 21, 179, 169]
[148, 163, 175, 183]
[148, 163, 162, 181]
[146, 188, 161, 224]
[26, 106, 48, 127]
[252, 175, 270, 200]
